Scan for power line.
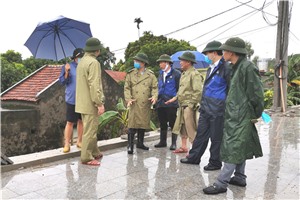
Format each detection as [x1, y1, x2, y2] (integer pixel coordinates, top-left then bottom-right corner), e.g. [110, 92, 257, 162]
[163, 0, 253, 36]
[217, 25, 272, 41]
[189, 8, 258, 43]
[196, 10, 260, 47]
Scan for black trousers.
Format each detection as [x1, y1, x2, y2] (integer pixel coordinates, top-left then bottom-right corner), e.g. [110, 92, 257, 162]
[157, 107, 177, 131]
[187, 109, 224, 167]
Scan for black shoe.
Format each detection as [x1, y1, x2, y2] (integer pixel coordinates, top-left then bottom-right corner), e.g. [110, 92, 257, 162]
[180, 158, 199, 165]
[154, 142, 167, 148]
[169, 133, 177, 150]
[203, 185, 227, 195]
[136, 144, 149, 150]
[204, 164, 221, 171]
[229, 177, 247, 187]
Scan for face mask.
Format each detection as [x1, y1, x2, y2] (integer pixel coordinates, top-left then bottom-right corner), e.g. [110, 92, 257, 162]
[162, 64, 169, 72]
[204, 55, 212, 65]
[134, 62, 140, 69]
[77, 58, 81, 63]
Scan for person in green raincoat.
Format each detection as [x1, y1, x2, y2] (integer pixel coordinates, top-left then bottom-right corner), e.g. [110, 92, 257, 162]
[203, 37, 264, 195]
[124, 52, 158, 154]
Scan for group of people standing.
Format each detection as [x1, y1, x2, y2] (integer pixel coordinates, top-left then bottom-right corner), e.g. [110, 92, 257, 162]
[59, 36, 265, 195]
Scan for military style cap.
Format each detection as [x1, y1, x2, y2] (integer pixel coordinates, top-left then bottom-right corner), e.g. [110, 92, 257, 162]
[219, 37, 248, 55]
[133, 52, 149, 65]
[202, 41, 222, 53]
[84, 37, 102, 52]
[156, 54, 173, 63]
[71, 48, 84, 59]
[178, 51, 196, 64]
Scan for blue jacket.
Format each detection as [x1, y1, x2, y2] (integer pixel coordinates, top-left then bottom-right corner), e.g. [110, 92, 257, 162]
[59, 61, 78, 105]
[156, 67, 181, 108]
[200, 57, 231, 116]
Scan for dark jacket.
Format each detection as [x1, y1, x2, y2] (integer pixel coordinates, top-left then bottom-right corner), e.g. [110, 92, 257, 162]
[156, 67, 181, 108]
[220, 56, 264, 164]
[200, 57, 231, 116]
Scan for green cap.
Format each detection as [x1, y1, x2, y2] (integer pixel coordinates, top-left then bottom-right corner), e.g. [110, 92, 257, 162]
[219, 37, 248, 55]
[178, 51, 196, 64]
[156, 54, 173, 63]
[133, 53, 149, 65]
[84, 37, 102, 52]
[202, 41, 222, 53]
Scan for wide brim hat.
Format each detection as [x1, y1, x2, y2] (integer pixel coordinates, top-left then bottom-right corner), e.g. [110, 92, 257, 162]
[71, 48, 84, 59]
[133, 53, 149, 65]
[84, 37, 102, 52]
[202, 40, 222, 54]
[178, 51, 197, 64]
[156, 54, 173, 63]
[219, 37, 248, 55]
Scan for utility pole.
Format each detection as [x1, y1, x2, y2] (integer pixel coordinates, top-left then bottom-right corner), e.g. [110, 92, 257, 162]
[273, 0, 290, 112]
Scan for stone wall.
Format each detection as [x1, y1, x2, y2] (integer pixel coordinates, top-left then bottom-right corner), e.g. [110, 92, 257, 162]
[1, 70, 125, 156]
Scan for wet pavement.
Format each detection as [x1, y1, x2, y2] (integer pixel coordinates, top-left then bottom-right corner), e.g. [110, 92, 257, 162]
[1, 108, 299, 200]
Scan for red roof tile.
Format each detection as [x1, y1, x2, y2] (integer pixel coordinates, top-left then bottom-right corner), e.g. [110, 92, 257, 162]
[105, 70, 126, 83]
[1, 65, 62, 102]
[1, 66, 127, 103]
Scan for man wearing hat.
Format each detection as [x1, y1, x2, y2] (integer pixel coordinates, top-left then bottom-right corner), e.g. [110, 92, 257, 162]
[154, 54, 181, 150]
[59, 48, 85, 153]
[124, 52, 158, 154]
[203, 37, 264, 194]
[181, 41, 231, 171]
[76, 37, 105, 166]
[167, 51, 202, 154]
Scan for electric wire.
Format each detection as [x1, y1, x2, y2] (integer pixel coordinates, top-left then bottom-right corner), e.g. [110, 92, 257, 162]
[163, 0, 253, 37]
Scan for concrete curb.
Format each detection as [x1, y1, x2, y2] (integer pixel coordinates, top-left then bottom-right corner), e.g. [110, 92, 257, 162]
[1, 131, 160, 173]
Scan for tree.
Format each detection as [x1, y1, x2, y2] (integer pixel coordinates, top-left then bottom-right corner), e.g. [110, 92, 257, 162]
[120, 31, 196, 76]
[1, 50, 22, 63]
[96, 42, 116, 70]
[23, 56, 61, 74]
[1, 57, 28, 92]
[245, 41, 254, 60]
[252, 56, 259, 66]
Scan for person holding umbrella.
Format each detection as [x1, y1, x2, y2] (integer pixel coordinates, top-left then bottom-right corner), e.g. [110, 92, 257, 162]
[76, 37, 105, 166]
[166, 51, 203, 153]
[59, 48, 84, 153]
[154, 54, 181, 150]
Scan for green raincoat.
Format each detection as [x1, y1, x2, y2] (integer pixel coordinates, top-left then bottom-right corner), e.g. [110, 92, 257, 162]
[124, 68, 158, 129]
[220, 56, 264, 164]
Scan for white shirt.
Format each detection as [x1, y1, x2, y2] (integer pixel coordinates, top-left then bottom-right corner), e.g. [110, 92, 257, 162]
[163, 68, 171, 82]
[209, 59, 220, 76]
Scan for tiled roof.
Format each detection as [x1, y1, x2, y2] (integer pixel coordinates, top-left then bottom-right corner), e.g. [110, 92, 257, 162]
[1, 65, 62, 102]
[105, 70, 126, 83]
[1, 66, 127, 103]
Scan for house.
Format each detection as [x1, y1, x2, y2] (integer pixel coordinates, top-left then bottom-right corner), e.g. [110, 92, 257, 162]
[1, 65, 125, 156]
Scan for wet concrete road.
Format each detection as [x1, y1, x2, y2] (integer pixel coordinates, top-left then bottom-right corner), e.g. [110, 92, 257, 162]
[1, 110, 299, 199]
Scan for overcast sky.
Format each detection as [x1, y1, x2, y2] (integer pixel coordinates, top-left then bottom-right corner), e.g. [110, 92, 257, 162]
[1, 0, 299, 62]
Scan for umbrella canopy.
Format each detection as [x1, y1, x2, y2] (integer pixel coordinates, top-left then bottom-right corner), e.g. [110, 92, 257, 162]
[171, 50, 209, 69]
[24, 15, 92, 61]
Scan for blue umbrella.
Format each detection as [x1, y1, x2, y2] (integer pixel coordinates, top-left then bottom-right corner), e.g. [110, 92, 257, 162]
[24, 15, 92, 61]
[171, 50, 209, 69]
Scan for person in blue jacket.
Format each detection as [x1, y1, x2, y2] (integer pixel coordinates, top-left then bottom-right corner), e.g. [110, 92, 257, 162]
[180, 41, 231, 170]
[154, 54, 181, 150]
[59, 48, 84, 153]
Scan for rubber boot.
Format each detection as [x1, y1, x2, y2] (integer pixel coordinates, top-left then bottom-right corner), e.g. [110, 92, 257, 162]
[169, 133, 178, 150]
[136, 129, 149, 150]
[127, 129, 135, 154]
[154, 130, 167, 148]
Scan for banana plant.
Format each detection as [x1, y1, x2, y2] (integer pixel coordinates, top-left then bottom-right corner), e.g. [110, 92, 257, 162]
[98, 98, 156, 138]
